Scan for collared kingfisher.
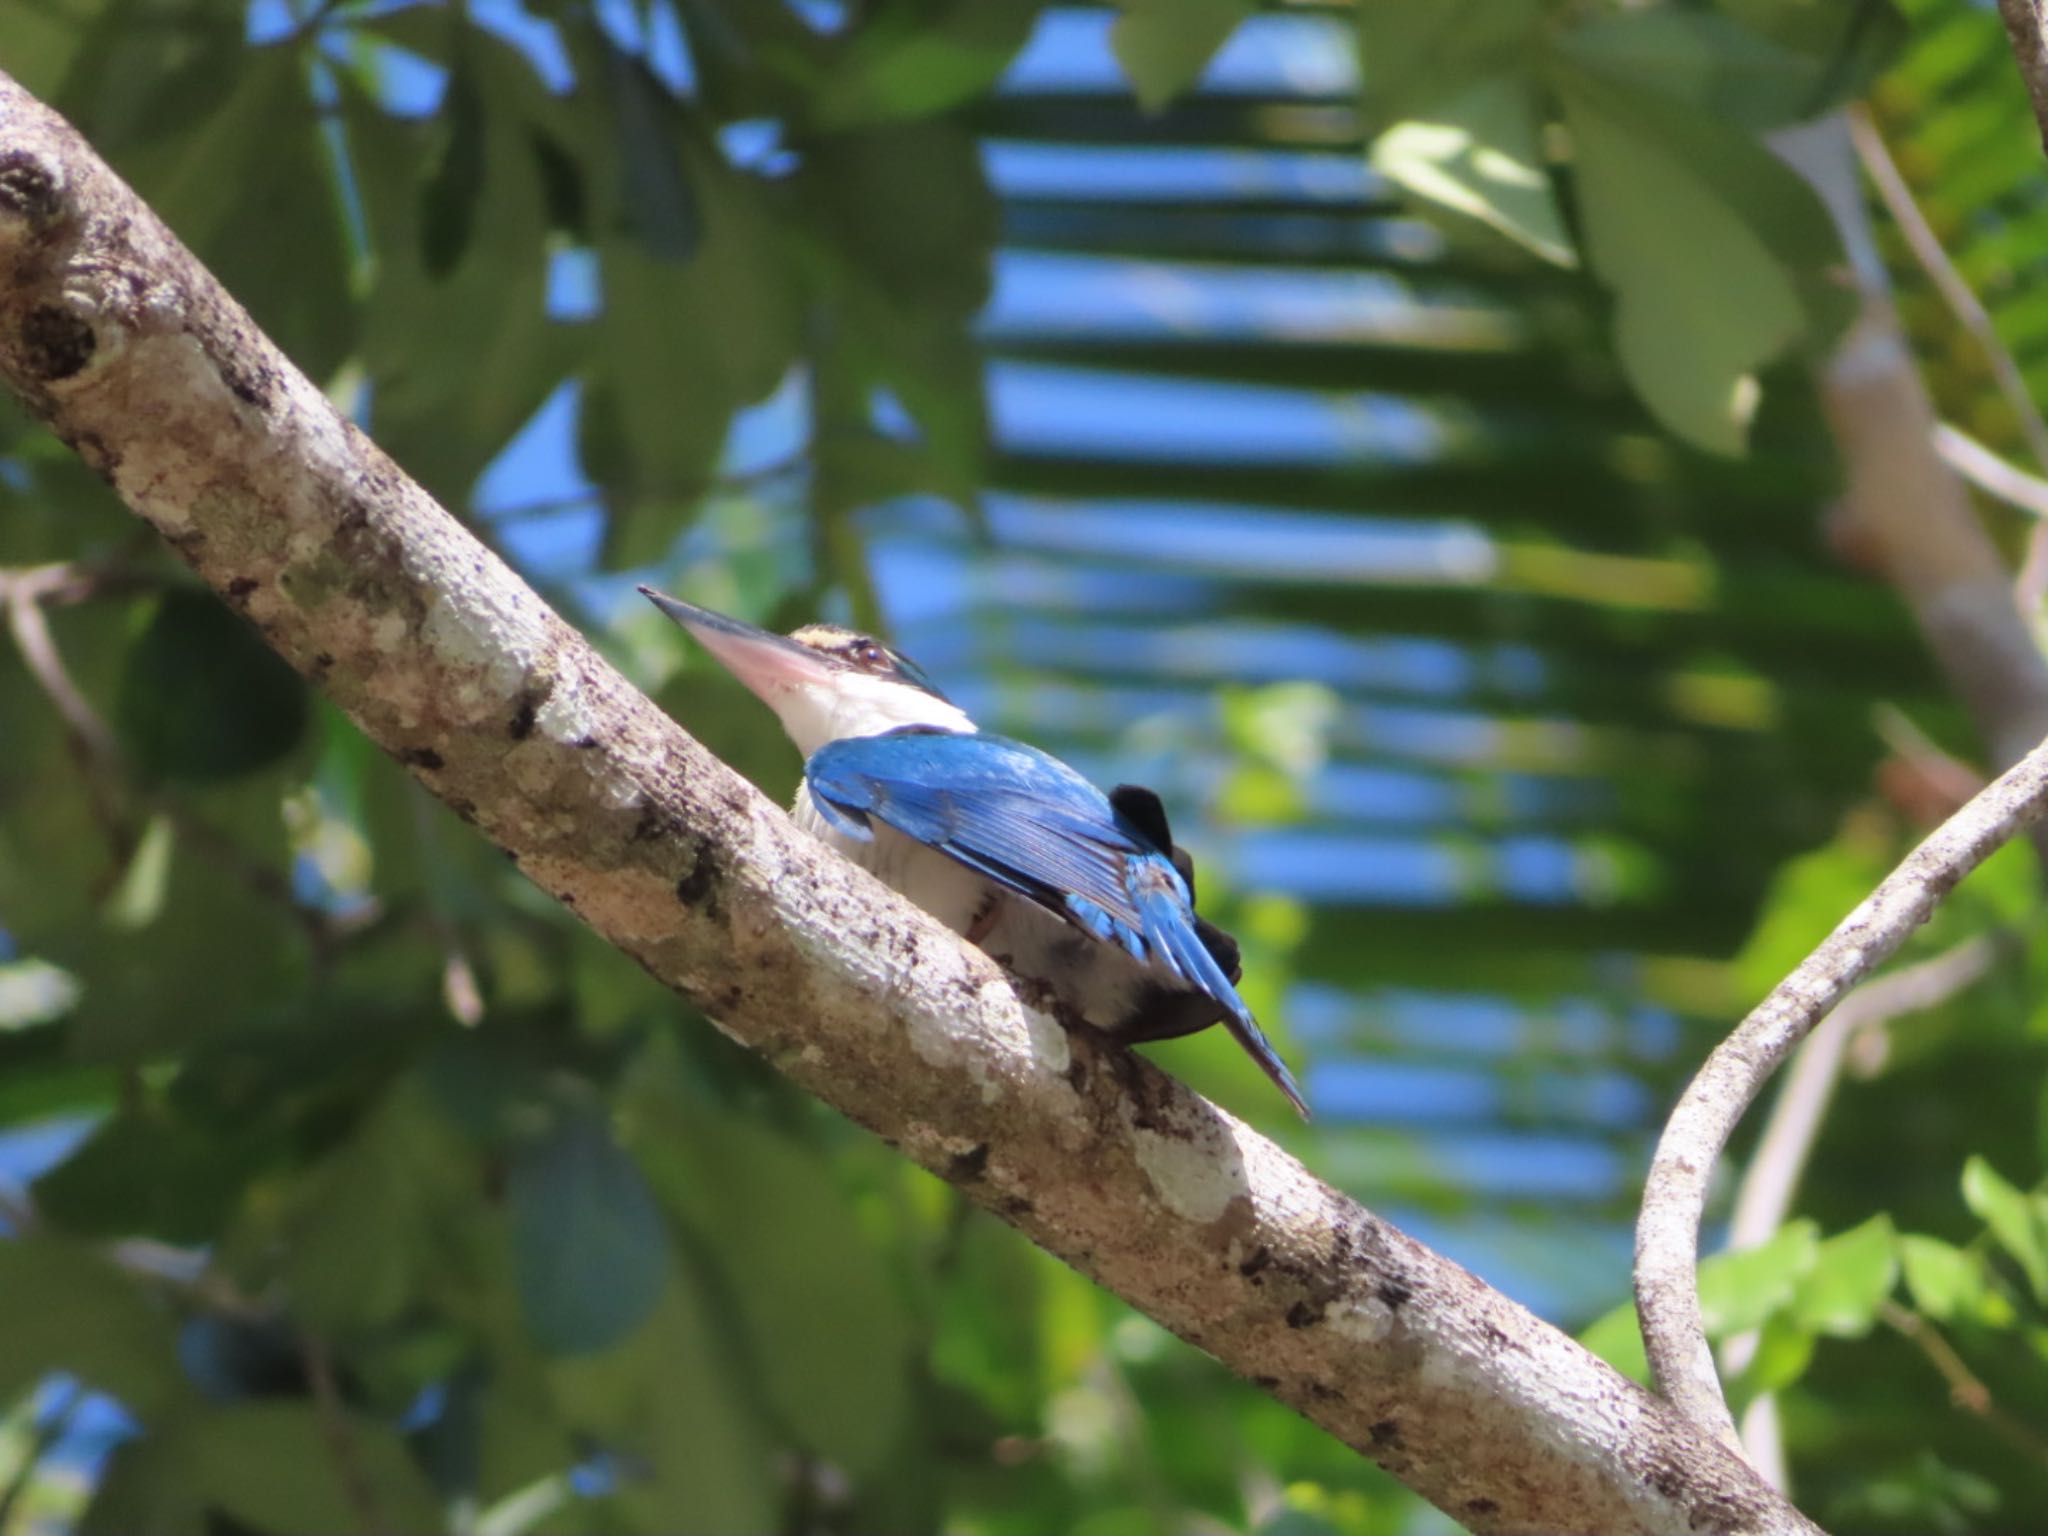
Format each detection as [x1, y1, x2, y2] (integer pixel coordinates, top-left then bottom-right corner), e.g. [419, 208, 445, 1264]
[639, 588, 1308, 1118]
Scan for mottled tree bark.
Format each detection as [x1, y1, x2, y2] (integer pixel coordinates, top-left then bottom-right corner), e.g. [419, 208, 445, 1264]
[0, 70, 1818, 1536]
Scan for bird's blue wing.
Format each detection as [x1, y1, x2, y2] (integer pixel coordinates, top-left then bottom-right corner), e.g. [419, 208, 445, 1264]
[806, 729, 1159, 953]
[807, 729, 1309, 1117]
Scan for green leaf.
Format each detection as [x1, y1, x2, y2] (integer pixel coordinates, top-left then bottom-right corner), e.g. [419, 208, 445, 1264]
[812, 0, 1043, 128]
[1576, 1301, 1649, 1383]
[33, 1111, 249, 1245]
[102, 815, 174, 933]
[1371, 74, 1574, 267]
[1555, 69, 1809, 454]
[341, 45, 568, 506]
[546, 1279, 778, 1533]
[627, 1094, 915, 1473]
[421, 56, 489, 278]
[1962, 1155, 2048, 1301]
[186, 1402, 444, 1535]
[1898, 1234, 1989, 1325]
[508, 1107, 672, 1355]
[1791, 1214, 1898, 1337]
[281, 1086, 469, 1334]
[1111, 0, 1252, 114]
[601, 39, 699, 263]
[588, 141, 800, 526]
[1355, 0, 1543, 133]
[1558, 8, 1836, 130]
[0, 1237, 189, 1416]
[1697, 1219, 1819, 1337]
[1727, 1311, 1816, 1411]
[116, 590, 309, 783]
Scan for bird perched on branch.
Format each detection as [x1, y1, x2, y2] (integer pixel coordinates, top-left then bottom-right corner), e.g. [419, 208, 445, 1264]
[640, 587, 1308, 1118]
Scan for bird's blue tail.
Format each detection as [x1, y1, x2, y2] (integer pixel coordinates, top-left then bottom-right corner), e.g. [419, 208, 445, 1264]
[1141, 886, 1310, 1119]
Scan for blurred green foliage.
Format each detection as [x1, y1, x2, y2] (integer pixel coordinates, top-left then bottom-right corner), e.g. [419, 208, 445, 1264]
[2, 1, 2048, 1533]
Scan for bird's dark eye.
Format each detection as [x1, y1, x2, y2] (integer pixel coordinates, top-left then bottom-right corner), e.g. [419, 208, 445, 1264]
[853, 641, 885, 668]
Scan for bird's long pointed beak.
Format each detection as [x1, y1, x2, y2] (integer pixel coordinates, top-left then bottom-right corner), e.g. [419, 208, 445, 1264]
[638, 586, 835, 701]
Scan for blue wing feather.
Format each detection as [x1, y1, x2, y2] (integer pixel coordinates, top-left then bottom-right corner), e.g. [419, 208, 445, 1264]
[807, 729, 1308, 1117]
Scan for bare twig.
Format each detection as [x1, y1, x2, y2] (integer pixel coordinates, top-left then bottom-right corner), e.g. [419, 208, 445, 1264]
[1937, 424, 2048, 521]
[1726, 935, 2003, 1256]
[1850, 109, 2048, 474]
[1881, 1299, 2048, 1465]
[302, 1334, 388, 1536]
[1637, 735, 2048, 1447]
[0, 1378, 83, 1535]
[0, 561, 380, 952]
[1719, 935, 2002, 1483]
[1853, 104, 2048, 615]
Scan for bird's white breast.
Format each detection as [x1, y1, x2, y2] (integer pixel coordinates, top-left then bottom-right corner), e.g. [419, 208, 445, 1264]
[792, 783, 991, 932]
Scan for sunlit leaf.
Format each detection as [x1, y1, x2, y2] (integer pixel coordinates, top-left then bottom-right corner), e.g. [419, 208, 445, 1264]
[1791, 1213, 1898, 1337]
[1555, 70, 1809, 454]
[1962, 1155, 2048, 1301]
[1898, 1233, 1989, 1324]
[1372, 75, 1573, 267]
[1698, 1219, 1819, 1337]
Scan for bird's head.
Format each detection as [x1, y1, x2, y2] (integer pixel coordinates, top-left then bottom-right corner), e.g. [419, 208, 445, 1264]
[639, 587, 974, 756]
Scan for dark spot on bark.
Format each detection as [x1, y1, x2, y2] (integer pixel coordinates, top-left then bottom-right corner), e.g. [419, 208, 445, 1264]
[1285, 1300, 1322, 1329]
[1307, 1380, 1339, 1401]
[1647, 1466, 1684, 1499]
[402, 747, 445, 771]
[226, 577, 258, 602]
[573, 734, 598, 749]
[1377, 1280, 1412, 1310]
[1250, 1374, 1278, 1391]
[0, 152, 62, 227]
[21, 304, 94, 381]
[446, 797, 477, 823]
[220, 359, 267, 407]
[675, 843, 720, 907]
[1238, 1246, 1272, 1279]
[946, 1143, 990, 1183]
[1369, 1419, 1400, 1447]
[1062, 1055, 1088, 1094]
[999, 1195, 1034, 1218]
[509, 699, 537, 739]
[312, 653, 335, 674]
[1464, 1498, 1499, 1518]
[1481, 1321, 1524, 1354]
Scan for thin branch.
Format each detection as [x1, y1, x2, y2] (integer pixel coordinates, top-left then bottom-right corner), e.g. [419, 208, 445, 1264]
[1719, 935, 2002, 1484]
[302, 1334, 388, 1536]
[0, 562, 379, 953]
[0, 1379, 83, 1535]
[1937, 423, 2048, 521]
[1637, 737, 2048, 1448]
[1880, 1299, 2048, 1466]
[1726, 935, 2003, 1256]
[1849, 108, 2048, 475]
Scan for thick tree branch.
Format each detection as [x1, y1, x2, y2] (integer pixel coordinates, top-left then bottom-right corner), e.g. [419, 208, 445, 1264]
[0, 71, 1816, 1534]
[1636, 745, 2048, 1447]
[1997, 0, 2048, 160]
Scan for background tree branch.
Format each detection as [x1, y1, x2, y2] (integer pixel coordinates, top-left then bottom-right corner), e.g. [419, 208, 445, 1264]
[1635, 741, 2048, 1446]
[0, 68, 1818, 1536]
